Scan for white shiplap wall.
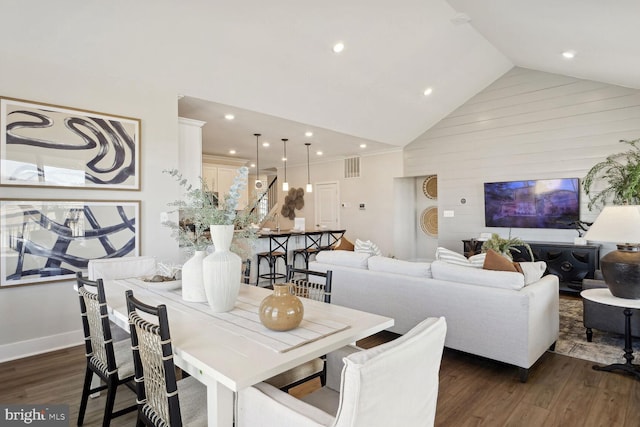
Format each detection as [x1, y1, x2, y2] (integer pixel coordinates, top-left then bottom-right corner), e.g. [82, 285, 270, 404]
[403, 67, 640, 255]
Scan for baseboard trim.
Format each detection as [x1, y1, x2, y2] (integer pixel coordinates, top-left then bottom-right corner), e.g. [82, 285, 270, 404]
[0, 329, 84, 363]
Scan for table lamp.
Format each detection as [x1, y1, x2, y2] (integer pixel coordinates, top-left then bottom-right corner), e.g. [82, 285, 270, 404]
[583, 205, 640, 299]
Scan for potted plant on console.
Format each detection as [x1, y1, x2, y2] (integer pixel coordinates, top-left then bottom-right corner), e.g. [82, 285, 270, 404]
[481, 232, 534, 261]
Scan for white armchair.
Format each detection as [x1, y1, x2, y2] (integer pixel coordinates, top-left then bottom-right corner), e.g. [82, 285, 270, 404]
[237, 316, 447, 427]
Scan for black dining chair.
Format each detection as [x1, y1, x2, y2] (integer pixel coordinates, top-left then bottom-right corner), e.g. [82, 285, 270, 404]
[76, 272, 137, 427]
[125, 290, 207, 427]
[264, 265, 333, 391]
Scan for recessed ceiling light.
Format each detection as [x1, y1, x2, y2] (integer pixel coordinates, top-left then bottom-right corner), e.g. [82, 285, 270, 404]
[250, 163, 256, 168]
[332, 42, 345, 54]
[262, 142, 270, 147]
[423, 87, 433, 96]
[224, 114, 235, 120]
[305, 131, 313, 137]
[281, 157, 287, 162]
[316, 151, 323, 156]
[562, 50, 576, 59]
[229, 149, 236, 154]
[360, 143, 367, 148]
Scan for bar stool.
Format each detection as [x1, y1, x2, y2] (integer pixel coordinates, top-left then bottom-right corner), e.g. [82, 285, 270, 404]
[319, 229, 346, 252]
[292, 231, 324, 269]
[256, 233, 290, 287]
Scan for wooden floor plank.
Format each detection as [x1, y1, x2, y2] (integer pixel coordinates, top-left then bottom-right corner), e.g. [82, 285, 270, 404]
[3, 337, 640, 426]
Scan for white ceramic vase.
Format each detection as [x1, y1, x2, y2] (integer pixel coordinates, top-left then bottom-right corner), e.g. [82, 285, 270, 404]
[203, 224, 241, 312]
[181, 250, 207, 302]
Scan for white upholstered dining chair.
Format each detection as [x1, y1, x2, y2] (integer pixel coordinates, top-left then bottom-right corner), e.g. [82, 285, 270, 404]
[88, 256, 157, 280]
[238, 316, 447, 427]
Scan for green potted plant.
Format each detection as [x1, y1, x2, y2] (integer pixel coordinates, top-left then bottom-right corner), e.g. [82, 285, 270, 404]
[481, 233, 534, 261]
[583, 137, 640, 210]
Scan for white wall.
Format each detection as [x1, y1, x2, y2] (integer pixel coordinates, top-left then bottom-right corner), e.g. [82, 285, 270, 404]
[276, 151, 403, 256]
[404, 67, 640, 255]
[0, 53, 182, 361]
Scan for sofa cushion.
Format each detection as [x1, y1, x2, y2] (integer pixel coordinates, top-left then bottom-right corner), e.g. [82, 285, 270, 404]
[315, 250, 371, 269]
[367, 256, 432, 278]
[431, 260, 525, 290]
[435, 247, 485, 268]
[334, 237, 355, 251]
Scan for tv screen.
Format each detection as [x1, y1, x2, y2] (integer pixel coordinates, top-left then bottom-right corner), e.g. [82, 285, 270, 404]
[484, 178, 580, 229]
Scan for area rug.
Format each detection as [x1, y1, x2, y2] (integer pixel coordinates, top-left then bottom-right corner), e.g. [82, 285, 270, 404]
[554, 296, 626, 365]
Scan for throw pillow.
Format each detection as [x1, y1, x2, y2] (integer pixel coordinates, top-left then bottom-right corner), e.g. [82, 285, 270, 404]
[482, 249, 521, 273]
[519, 261, 547, 285]
[355, 239, 382, 256]
[435, 247, 483, 268]
[334, 236, 355, 251]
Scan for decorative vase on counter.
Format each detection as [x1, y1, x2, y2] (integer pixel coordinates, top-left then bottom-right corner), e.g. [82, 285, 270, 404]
[259, 284, 304, 331]
[181, 250, 207, 302]
[202, 224, 241, 312]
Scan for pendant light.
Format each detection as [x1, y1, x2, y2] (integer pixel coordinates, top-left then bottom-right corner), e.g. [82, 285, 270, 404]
[281, 138, 289, 192]
[305, 142, 312, 193]
[254, 133, 263, 189]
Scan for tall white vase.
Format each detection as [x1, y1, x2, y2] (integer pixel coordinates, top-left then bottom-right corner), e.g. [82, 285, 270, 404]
[181, 250, 207, 302]
[203, 224, 241, 312]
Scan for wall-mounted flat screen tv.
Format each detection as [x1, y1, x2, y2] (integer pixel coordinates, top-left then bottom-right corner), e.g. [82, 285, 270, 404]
[484, 178, 580, 229]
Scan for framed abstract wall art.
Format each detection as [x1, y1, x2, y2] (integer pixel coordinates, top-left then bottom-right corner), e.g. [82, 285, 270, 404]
[0, 97, 141, 190]
[0, 199, 140, 287]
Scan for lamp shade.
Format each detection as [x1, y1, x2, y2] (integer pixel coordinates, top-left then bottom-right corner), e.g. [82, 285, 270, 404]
[583, 205, 640, 244]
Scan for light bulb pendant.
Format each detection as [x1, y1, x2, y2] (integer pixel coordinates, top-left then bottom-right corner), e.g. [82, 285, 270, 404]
[305, 142, 312, 193]
[282, 181, 289, 191]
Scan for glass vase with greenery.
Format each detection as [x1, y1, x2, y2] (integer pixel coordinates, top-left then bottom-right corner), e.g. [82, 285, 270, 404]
[583, 137, 640, 210]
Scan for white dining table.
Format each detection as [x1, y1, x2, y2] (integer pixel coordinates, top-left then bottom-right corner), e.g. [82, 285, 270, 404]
[101, 278, 394, 427]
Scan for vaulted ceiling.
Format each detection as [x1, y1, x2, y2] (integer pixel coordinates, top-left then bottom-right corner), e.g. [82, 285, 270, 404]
[3, 0, 638, 170]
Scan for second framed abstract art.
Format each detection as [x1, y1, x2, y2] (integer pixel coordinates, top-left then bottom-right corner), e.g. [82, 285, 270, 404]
[0, 199, 140, 287]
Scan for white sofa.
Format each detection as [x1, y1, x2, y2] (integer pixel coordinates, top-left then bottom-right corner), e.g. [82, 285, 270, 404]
[309, 251, 559, 382]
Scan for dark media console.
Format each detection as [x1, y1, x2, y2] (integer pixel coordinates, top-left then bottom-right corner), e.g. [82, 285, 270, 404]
[462, 240, 600, 294]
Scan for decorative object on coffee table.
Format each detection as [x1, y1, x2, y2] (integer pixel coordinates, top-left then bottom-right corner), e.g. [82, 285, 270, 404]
[583, 205, 640, 299]
[259, 283, 304, 331]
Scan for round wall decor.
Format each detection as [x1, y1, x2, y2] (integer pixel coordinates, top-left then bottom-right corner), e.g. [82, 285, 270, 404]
[422, 175, 437, 199]
[420, 206, 438, 237]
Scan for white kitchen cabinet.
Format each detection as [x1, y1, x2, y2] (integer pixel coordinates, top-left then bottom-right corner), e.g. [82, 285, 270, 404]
[202, 155, 249, 210]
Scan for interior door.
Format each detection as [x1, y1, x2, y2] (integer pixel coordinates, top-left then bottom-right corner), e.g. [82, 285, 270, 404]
[315, 181, 340, 229]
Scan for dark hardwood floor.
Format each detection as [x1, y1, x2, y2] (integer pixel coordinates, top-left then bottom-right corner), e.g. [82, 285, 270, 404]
[2, 335, 640, 426]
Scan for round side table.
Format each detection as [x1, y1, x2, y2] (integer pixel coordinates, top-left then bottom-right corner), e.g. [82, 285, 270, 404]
[581, 288, 640, 379]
